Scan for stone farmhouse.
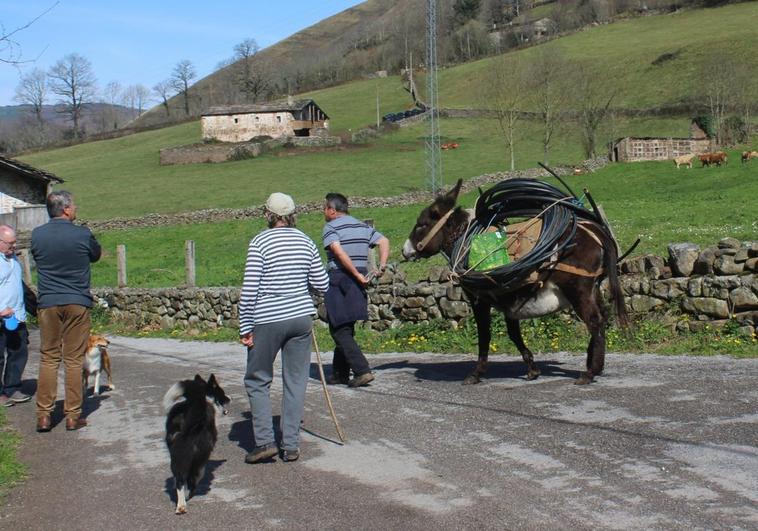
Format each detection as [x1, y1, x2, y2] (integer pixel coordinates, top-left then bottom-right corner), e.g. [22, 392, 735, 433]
[0, 156, 63, 231]
[201, 99, 330, 143]
[609, 120, 714, 162]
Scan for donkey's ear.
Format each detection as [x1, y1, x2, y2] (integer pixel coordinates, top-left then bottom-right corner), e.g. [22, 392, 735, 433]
[444, 179, 463, 202]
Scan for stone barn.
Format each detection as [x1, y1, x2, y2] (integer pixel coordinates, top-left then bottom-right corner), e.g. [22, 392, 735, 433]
[609, 119, 715, 162]
[201, 99, 330, 143]
[0, 156, 63, 231]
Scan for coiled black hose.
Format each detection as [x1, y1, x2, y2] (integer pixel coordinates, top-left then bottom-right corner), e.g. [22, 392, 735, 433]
[451, 178, 605, 292]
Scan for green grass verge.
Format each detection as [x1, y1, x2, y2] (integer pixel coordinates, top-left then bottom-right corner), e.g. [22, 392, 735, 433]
[0, 407, 25, 501]
[94, 310, 758, 358]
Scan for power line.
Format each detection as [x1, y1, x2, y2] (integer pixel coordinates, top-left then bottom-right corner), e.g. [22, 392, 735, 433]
[425, 0, 442, 194]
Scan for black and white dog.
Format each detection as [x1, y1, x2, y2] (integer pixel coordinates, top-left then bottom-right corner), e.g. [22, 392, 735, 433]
[163, 374, 231, 515]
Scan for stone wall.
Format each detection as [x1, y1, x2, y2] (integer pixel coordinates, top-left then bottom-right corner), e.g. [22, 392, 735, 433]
[92, 239, 758, 336]
[159, 136, 340, 166]
[612, 137, 714, 162]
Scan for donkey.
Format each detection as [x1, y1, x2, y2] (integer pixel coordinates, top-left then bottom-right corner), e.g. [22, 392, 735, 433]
[402, 179, 628, 385]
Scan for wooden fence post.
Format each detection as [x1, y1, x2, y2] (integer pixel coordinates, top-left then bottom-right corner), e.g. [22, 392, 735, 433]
[117, 245, 127, 288]
[18, 249, 32, 286]
[363, 219, 377, 274]
[185, 240, 196, 288]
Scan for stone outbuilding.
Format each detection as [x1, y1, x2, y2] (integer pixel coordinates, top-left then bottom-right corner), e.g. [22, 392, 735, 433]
[0, 156, 63, 231]
[201, 99, 330, 143]
[609, 119, 715, 162]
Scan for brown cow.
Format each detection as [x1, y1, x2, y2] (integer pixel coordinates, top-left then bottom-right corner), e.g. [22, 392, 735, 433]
[741, 150, 758, 163]
[699, 152, 728, 167]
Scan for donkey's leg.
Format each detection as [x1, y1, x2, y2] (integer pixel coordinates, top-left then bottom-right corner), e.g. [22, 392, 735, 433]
[463, 302, 491, 385]
[573, 290, 608, 385]
[505, 317, 540, 380]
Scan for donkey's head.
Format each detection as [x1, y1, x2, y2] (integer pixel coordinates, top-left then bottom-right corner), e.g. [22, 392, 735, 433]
[402, 179, 464, 260]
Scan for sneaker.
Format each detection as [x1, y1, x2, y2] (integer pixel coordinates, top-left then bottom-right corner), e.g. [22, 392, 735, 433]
[325, 373, 349, 385]
[282, 449, 300, 462]
[348, 372, 375, 388]
[8, 391, 31, 404]
[245, 444, 278, 464]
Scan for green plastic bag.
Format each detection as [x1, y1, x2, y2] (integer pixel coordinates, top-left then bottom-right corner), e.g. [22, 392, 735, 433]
[469, 230, 511, 271]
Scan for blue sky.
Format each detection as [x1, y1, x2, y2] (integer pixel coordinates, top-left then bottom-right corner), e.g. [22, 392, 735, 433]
[0, 0, 364, 106]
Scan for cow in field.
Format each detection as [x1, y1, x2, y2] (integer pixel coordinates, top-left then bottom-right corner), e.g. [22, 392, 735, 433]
[673, 153, 695, 169]
[699, 151, 727, 167]
[741, 150, 758, 163]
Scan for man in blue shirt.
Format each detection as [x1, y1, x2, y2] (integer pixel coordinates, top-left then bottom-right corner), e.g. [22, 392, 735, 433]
[0, 225, 30, 407]
[322, 193, 389, 387]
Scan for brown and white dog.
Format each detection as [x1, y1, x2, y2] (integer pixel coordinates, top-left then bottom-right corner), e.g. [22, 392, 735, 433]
[82, 334, 114, 397]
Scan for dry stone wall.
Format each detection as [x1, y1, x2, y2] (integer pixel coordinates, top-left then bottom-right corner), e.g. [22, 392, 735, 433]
[92, 239, 758, 337]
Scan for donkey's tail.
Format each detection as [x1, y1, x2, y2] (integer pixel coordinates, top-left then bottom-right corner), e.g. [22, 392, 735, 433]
[601, 228, 630, 328]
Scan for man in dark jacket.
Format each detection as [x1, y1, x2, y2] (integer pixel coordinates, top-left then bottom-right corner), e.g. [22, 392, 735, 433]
[322, 192, 389, 387]
[31, 190, 101, 432]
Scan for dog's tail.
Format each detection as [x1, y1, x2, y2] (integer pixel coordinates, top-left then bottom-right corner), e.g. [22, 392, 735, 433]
[162, 381, 186, 411]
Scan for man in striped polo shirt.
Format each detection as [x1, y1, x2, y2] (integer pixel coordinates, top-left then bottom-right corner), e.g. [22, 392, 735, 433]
[322, 192, 390, 388]
[240, 192, 329, 463]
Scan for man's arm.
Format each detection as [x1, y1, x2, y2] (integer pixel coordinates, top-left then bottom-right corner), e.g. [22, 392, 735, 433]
[328, 241, 368, 286]
[88, 232, 102, 263]
[375, 236, 390, 276]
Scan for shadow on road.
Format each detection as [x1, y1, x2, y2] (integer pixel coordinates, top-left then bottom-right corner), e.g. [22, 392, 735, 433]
[370, 359, 581, 382]
[163, 458, 226, 504]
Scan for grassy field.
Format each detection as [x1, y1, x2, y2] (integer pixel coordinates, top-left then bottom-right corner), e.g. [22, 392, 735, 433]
[20, 114, 692, 221]
[90, 145, 757, 288]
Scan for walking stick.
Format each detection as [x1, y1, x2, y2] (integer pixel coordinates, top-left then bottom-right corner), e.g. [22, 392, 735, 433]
[311, 330, 346, 443]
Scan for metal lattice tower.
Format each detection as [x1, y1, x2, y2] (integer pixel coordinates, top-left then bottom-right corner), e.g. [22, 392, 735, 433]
[425, 0, 442, 194]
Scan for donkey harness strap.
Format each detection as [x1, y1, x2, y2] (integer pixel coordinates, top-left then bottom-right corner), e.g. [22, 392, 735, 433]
[416, 208, 456, 251]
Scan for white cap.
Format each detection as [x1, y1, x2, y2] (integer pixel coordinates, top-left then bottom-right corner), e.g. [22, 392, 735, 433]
[265, 192, 295, 216]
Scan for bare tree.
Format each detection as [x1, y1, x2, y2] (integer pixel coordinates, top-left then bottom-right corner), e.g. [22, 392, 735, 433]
[47, 53, 97, 138]
[485, 57, 527, 170]
[700, 52, 737, 145]
[14, 68, 47, 126]
[527, 48, 570, 165]
[1, 2, 58, 65]
[171, 59, 196, 115]
[153, 80, 173, 116]
[568, 62, 616, 159]
[233, 38, 271, 103]
[133, 84, 150, 115]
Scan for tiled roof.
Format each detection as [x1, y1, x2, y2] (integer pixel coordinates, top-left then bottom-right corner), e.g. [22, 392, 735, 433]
[202, 99, 327, 118]
[0, 155, 65, 184]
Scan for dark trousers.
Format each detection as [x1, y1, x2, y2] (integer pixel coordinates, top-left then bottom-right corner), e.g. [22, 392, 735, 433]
[0, 324, 29, 395]
[329, 322, 370, 377]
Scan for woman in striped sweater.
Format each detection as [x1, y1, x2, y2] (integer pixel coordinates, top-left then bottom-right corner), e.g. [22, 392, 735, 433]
[240, 192, 329, 464]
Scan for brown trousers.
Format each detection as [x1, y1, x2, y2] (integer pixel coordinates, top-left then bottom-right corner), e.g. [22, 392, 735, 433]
[36, 305, 91, 420]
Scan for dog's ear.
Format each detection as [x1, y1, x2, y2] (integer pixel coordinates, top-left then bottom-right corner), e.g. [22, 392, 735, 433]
[194, 374, 204, 384]
[208, 374, 217, 385]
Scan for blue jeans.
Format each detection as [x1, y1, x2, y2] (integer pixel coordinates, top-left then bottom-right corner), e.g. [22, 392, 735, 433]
[0, 323, 29, 396]
[244, 316, 313, 451]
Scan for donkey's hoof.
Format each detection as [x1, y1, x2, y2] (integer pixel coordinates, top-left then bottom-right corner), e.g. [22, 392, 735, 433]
[526, 369, 541, 381]
[575, 373, 593, 385]
[462, 374, 481, 385]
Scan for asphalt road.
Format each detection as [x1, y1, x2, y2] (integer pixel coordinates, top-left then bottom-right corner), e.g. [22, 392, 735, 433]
[2, 330, 757, 530]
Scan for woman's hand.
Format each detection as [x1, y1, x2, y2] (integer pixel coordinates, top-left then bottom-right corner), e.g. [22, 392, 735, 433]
[240, 332, 254, 347]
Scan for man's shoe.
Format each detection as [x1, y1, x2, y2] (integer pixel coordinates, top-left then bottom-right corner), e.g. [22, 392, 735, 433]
[245, 444, 278, 464]
[8, 391, 31, 404]
[65, 417, 87, 431]
[348, 372, 375, 388]
[282, 448, 300, 462]
[36, 415, 52, 432]
[325, 373, 349, 385]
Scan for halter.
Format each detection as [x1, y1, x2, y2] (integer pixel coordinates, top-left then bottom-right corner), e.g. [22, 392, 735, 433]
[415, 207, 456, 252]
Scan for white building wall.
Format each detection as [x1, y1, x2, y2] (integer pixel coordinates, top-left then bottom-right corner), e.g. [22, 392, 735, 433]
[202, 112, 295, 142]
